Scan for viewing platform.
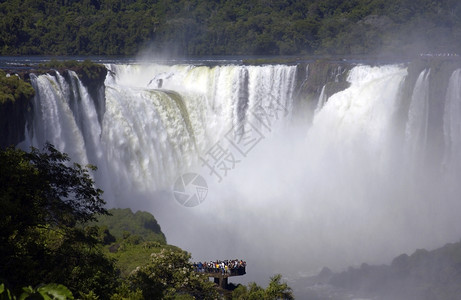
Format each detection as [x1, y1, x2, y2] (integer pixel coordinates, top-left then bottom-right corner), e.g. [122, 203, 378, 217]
[206, 268, 246, 289]
[194, 260, 246, 289]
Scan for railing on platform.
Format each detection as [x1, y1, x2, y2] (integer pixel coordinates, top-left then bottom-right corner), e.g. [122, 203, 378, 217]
[199, 267, 246, 276]
[193, 261, 247, 289]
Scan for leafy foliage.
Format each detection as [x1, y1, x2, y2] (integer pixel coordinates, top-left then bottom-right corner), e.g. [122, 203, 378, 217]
[231, 274, 294, 300]
[0, 144, 118, 298]
[128, 249, 218, 300]
[109, 282, 143, 300]
[1, 143, 107, 230]
[0, 282, 74, 300]
[1, 0, 461, 56]
[103, 237, 178, 278]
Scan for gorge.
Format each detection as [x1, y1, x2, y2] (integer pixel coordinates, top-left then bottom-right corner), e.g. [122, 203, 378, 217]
[3, 57, 461, 297]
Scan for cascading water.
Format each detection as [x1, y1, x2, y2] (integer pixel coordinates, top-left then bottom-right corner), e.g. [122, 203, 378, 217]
[444, 69, 461, 173]
[405, 69, 430, 171]
[21, 60, 461, 296]
[26, 71, 114, 199]
[26, 63, 297, 200]
[315, 85, 327, 113]
[28, 72, 90, 165]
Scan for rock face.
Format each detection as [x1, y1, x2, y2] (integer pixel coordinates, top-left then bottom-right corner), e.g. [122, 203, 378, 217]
[71, 62, 107, 106]
[0, 71, 35, 148]
[395, 57, 461, 167]
[292, 59, 352, 122]
[0, 94, 32, 148]
[295, 59, 352, 106]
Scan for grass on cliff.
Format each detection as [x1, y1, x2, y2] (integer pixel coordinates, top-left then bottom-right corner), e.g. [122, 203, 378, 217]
[91, 208, 176, 277]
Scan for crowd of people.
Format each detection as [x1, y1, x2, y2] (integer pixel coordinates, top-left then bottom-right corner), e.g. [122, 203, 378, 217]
[193, 259, 246, 276]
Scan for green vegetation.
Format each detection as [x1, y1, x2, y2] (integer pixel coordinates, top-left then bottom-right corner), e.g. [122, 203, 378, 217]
[0, 143, 118, 297]
[232, 274, 294, 300]
[94, 208, 170, 278]
[128, 249, 218, 300]
[1, 0, 461, 56]
[0, 70, 34, 104]
[0, 283, 74, 300]
[105, 240, 174, 278]
[96, 208, 166, 244]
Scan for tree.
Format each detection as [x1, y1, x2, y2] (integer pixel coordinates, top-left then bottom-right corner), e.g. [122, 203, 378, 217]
[232, 274, 293, 300]
[0, 144, 118, 298]
[128, 248, 217, 300]
[0, 282, 74, 300]
[265, 274, 294, 300]
[2, 0, 461, 55]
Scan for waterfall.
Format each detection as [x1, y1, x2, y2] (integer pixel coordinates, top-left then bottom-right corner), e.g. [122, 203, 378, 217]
[443, 69, 461, 173]
[27, 63, 297, 201]
[315, 85, 327, 113]
[26, 71, 114, 198]
[28, 72, 90, 165]
[21, 60, 461, 289]
[311, 64, 407, 173]
[405, 69, 430, 169]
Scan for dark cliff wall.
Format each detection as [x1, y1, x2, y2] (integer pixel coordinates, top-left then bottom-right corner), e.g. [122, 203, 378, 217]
[294, 60, 352, 108]
[395, 57, 461, 166]
[293, 60, 352, 122]
[0, 94, 32, 148]
[0, 71, 35, 148]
